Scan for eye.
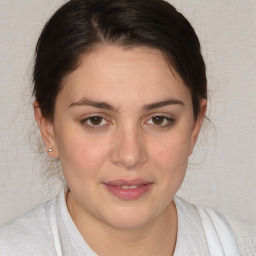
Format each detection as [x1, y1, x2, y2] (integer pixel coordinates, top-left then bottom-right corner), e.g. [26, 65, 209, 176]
[152, 116, 166, 125]
[81, 115, 108, 128]
[146, 115, 175, 128]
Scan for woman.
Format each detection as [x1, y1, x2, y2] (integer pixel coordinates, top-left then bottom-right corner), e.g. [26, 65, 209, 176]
[0, 0, 255, 255]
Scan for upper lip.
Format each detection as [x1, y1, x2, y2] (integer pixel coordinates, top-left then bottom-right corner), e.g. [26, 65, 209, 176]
[103, 179, 152, 186]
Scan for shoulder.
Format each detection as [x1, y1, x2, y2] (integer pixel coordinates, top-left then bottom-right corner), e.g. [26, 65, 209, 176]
[196, 202, 256, 255]
[0, 200, 56, 255]
[175, 197, 256, 255]
[225, 215, 256, 255]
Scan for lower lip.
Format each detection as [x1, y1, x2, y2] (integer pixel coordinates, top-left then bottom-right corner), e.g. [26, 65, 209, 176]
[104, 184, 152, 200]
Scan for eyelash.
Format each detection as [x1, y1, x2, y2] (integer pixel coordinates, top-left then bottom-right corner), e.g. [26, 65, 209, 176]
[145, 115, 175, 128]
[80, 114, 175, 130]
[80, 115, 110, 130]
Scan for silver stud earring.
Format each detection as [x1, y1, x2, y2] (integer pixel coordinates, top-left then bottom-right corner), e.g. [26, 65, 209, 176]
[48, 148, 53, 152]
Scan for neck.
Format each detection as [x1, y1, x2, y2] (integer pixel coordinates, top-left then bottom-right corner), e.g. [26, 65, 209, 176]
[67, 192, 177, 256]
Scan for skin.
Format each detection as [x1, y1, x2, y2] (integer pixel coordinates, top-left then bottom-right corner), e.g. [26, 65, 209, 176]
[34, 45, 206, 256]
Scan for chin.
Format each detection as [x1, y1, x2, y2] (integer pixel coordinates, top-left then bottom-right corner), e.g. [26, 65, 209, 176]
[99, 205, 160, 230]
[106, 216, 151, 230]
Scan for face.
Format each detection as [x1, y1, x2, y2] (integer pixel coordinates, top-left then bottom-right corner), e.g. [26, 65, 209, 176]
[35, 46, 205, 229]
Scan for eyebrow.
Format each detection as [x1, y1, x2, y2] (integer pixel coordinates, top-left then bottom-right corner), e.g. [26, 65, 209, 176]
[69, 98, 117, 112]
[68, 97, 184, 112]
[142, 98, 184, 111]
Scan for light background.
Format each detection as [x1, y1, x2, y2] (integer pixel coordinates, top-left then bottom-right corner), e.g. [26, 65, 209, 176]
[0, 0, 255, 225]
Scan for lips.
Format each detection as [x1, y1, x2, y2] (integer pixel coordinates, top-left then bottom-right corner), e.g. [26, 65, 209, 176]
[103, 179, 153, 200]
[118, 185, 142, 189]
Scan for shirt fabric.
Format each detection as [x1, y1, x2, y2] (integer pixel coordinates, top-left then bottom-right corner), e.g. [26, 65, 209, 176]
[0, 186, 255, 255]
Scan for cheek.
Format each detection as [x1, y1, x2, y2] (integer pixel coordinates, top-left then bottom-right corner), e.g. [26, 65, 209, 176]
[55, 125, 110, 177]
[152, 130, 192, 171]
[149, 128, 193, 196]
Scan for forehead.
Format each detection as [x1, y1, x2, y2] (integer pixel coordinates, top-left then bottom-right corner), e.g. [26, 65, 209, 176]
[58, 45, 192, 108]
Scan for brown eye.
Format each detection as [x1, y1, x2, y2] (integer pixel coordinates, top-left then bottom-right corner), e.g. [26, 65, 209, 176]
[146, 115, 175, 128]
[89, 116, 103, 126]
[152, 116, 165, 125]
[81, 115, 109, 129]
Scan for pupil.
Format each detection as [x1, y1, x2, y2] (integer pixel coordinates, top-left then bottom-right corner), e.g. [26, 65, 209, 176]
[90, 117, 102, 125]
[153, 116, 164, 125]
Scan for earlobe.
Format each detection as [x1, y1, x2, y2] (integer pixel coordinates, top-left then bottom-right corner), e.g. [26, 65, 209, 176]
[33, 101, 59, 158]
[189, 99, 207, 155]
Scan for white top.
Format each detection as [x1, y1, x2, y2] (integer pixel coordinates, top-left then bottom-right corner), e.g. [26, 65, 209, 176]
[0, 186, 255, 255]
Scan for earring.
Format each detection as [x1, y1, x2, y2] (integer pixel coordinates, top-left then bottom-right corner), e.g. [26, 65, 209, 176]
[48, 148, 53, 152]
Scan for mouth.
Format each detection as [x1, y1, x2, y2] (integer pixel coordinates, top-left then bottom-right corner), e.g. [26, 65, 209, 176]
[117, 185, 143, 189]
[103, 179, 153, 200]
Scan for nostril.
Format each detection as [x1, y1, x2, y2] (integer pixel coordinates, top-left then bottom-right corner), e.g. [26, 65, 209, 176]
[110, 140, 148, 170]
[109, 127, 148, 169]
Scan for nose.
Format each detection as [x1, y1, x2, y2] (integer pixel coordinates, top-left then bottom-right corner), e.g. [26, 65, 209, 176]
[110, 125, 148, 170]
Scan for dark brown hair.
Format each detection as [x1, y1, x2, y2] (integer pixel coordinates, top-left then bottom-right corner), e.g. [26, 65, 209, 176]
[33, 0, 207, 121]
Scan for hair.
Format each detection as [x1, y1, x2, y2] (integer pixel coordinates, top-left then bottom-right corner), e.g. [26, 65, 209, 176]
[33, 0, 207, 121]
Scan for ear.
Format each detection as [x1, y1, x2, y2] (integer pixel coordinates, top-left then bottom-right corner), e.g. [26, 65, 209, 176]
[33, 101, 59, 158]
[189, 99, 207, 155]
